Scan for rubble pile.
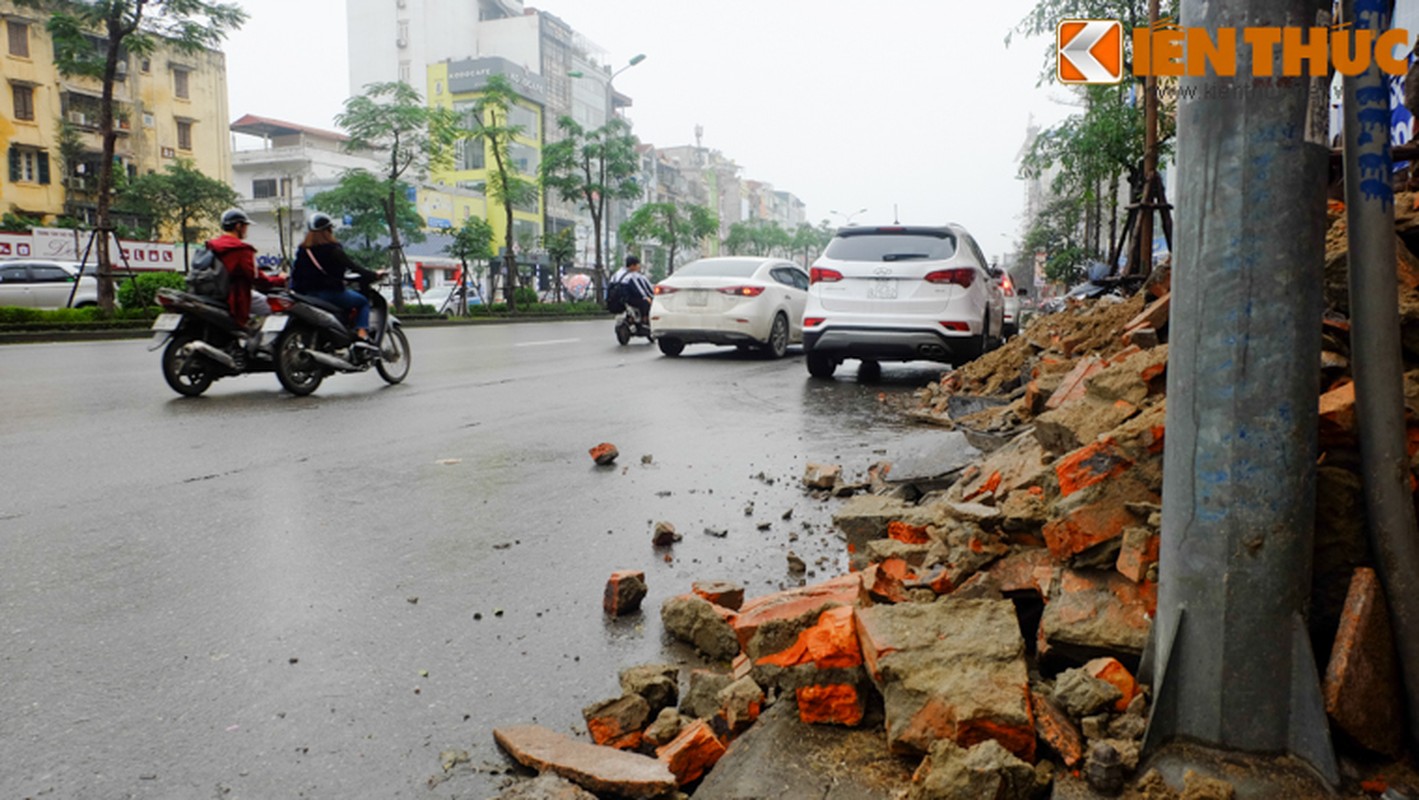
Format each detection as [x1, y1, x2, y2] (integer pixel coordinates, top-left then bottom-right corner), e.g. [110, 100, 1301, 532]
[489, 199, 1419, 798]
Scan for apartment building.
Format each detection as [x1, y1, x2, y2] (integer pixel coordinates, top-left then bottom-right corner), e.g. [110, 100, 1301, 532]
[0, 0, 231, 224]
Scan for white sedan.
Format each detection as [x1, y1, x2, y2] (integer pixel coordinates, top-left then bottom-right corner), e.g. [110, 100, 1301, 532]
[649, 256, 811, 358]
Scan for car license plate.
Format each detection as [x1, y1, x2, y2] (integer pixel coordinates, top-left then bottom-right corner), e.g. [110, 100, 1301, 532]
[261, 314, 288, 333]
[151, 313, 182, 332]
[687, 291, 709, 307]
[868, 279, 897, 300]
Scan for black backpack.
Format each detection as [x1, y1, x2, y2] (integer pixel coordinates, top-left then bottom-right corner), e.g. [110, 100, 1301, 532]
[187, 247, 230, 300]
[606, 279, 627, 313]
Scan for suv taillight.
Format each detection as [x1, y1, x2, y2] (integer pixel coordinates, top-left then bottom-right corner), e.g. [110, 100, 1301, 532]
[810, 267, 843, 284]
[1000, 273, 1015, 296]
[925, 269, 975, 288]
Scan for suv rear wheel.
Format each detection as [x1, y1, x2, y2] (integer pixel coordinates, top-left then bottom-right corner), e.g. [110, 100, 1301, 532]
[806, 351, 837, 378]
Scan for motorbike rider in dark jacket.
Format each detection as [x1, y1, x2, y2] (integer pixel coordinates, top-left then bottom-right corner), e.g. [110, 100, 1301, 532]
[290, 213, 384, 352]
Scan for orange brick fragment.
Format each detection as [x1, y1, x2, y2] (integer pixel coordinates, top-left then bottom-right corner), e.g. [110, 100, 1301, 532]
[887, 520, 931, 545]
[589, 442, 619, 465]
[1084, 657, 1137, 712]
[1046, 358, 1105, 410]
[656, 719, 725, 785]
[1125, 293, 1170, 332]
[757, 606, 863, 669]
[1031, 690, 1084, 767]
[1361, 778, 1389, 794]
[964, 470, 1003, 501]
[798, 684, 865, 726]
[1042, 502, 1137, 561]
[1054, 439, 1133, 498]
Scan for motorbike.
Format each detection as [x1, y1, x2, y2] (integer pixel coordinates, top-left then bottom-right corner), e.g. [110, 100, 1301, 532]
[615, 303, 652, 345]
[270, 274, 412, 396]
[151, 287, 287, 397]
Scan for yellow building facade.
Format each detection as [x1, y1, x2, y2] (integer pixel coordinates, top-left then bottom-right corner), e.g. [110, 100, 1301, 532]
[426, 57, 544, 254]
[0, 0, 231, 224]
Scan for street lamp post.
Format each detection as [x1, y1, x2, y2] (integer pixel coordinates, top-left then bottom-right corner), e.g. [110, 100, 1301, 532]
[568, 54, 646, 293]
[830, 207, 867, 227]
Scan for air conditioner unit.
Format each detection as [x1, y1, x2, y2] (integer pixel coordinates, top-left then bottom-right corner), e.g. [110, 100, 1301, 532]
[65, 176, 90, 191]
[397, 37, 408, 47]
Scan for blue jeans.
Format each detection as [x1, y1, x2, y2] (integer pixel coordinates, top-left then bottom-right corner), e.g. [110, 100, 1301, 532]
[308, 288, 371, 333]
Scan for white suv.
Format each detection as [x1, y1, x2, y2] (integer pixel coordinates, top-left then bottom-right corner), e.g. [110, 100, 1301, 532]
[801, 224, 1005, 378]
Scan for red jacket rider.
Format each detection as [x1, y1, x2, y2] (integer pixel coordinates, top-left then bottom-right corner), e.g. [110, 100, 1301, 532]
[206, 209, 284, 327]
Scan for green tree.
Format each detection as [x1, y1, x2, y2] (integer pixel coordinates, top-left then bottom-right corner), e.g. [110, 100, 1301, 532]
[456, 74, 537, 311]
[619, 202, 718, 275]
[723, 219, 791, 257]
[540, 116, 640, 298]
[337, 81, 456, 309]
[1022, 197, 1090, 285]
[541, 227, 575, 302]
[20, 0, 247, 311]
[790, 223, 830, 268]
[117, 159, 238, 270]
[309, 169, 425, 272]
[445, 215, 495, 311]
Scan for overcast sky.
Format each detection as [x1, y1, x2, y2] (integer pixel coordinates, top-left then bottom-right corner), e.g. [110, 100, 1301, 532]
[224, 1, 1075, 260]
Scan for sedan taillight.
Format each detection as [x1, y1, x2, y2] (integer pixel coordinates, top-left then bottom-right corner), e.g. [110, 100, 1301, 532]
[653, 285, 678, 295]
[810, 268, 843, 284]
[925, 269, 975, 288]
[1000, 272, 1016, 296]
[718, 286, 764, 297]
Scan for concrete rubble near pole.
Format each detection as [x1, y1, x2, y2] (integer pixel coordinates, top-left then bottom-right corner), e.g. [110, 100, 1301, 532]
[477, 196, 1419, 796]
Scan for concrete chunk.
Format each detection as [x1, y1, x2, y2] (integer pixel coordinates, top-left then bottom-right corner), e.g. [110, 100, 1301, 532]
[493, 724, 676, 799]
[1323, 567, 1403, 756]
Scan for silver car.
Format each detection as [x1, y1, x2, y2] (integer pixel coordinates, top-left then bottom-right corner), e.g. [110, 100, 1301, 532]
[0, 260, 98, 309]
[801, 224, 1005, 378]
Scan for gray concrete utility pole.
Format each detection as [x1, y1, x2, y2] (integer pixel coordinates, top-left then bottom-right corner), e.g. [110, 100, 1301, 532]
[1145, 0, 1339, 786]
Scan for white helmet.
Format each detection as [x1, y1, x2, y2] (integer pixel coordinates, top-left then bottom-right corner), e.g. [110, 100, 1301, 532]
[307, 212, 334, 232]
[220, 208, 251, 231]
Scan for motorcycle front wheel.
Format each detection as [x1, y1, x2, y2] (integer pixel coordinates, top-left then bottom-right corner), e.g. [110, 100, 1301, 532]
[161, 333, 215, 397]
[375, 327, 411, 385]
[275, 327, 325, 396]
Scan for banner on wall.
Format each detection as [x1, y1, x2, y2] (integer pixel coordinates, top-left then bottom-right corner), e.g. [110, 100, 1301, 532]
[0, 228, 178, 269]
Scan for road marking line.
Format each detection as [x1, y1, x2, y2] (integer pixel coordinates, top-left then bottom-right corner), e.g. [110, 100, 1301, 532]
[514, 338, 581, 348]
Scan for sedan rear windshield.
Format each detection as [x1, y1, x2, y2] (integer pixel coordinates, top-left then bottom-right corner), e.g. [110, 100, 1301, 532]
[824, 231, 957, 262]
[675, 260, 761, 278]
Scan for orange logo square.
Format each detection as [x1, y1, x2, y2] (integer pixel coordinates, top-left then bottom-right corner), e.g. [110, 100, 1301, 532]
[1058, 20, 1124, 84]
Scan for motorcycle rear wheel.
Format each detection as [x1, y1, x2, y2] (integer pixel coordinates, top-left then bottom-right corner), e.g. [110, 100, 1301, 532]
[615, 320, 631, 346]
[161, 333, 215, 397]
[375, 327, 411, 384]
[275, 327, 325, 396]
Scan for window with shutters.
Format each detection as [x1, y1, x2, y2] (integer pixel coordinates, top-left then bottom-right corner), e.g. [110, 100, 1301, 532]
[173, 69, 190, 99]
[12, 84, 33, 121]
[8, 147, 50, 184]
[252, 178, 277, 198]
[176, 120, 192, 150]
[7, 20, 29, 58]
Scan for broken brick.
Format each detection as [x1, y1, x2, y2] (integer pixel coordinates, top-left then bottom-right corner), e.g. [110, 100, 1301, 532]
[1046, 357, 1105, 411]
[798, 684, 866, 727]
[732, 574, 863, 660]
[861, 558, 915, 604]
[715, 675, 764, 735]
[589, 442, 619, 465]
[1040, 570, 1155, 660]
[803, 462, 842, 490]
[1115, 528, 1159, 584]
[604, 570, 648, 617]
[1084, 657, 1137, 712]
[888, 520, 932, 545]
[692, 580, 745, 611]
[583, 694, 651, 750]
[1055, 438, 1133, 498]
[494, 725, 676, 798]
[656, 719, 726, 785]
[1124, 293, 1170, 334]
[1320, 381, 1357, 449]
[756, 606, 863, 670]
[856, 599, 1035, 760]
[1042, 500, 1141, 562]
[1031, 690, 1084, 767]
[1323, 567, 1403, 757]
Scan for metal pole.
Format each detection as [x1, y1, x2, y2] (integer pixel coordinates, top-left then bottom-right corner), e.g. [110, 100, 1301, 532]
[1137, 0, 1160, 277]
[1342, 0, 1419, 755]
[1145, 0, 1338, 785]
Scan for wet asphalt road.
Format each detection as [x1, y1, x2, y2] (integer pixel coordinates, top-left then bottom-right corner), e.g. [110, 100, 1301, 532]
[0, 320, 970, 799]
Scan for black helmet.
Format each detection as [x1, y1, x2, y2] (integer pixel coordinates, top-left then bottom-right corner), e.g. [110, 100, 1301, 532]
[307, 212, 334, 232]
[220, 208, 251, 231]
[625, 255, 640, 267]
